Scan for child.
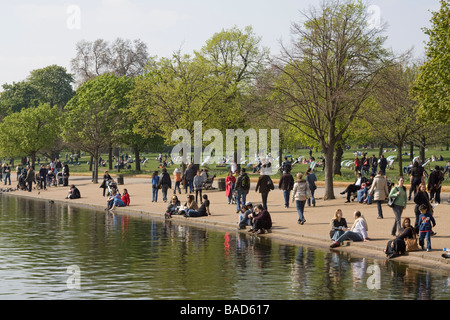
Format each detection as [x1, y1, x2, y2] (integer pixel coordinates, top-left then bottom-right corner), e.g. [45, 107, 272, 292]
[418, 204, 436, 252]
[122, 188, 130, 206]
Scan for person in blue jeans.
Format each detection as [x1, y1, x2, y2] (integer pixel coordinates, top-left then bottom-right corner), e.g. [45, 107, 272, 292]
[305, 168, 317, 207]
[151, 171, 160, 202]
[418, 204, 436, 252]
[291, 173, 310, 225]
[330, 211, 370, 248]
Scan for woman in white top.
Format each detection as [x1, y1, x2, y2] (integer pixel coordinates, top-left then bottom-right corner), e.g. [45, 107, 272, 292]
[330, 211, 370, 248]
[291, 173, 310, 225]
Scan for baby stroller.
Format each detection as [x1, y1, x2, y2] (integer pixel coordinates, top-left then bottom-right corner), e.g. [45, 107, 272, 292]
[17, 174, 27, 191]
[231, 188, 237, 205]
[56, 172, 64, 186]
[106, 179, 118, 197]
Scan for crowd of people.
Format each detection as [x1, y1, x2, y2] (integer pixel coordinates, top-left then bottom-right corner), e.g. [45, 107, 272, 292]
[2, 150, 446, 259]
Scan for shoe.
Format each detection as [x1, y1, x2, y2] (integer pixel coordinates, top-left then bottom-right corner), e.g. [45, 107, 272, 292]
[427, 249, 431, 252]
[330, 242, 340, 248]
[301, 219, 306, 225]
[345, 201, 350, 203]
[340, 191, 346, 195]
[256, 229, 265, 235]
[313, 203, 315, 207]
[377, 216, 383, 219]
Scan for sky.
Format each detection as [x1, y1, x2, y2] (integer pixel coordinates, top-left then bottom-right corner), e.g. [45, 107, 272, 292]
[0, 0, 441, 88]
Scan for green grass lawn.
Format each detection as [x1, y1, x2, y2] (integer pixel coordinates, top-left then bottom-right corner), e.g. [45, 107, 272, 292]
[13, 146, 450, 185]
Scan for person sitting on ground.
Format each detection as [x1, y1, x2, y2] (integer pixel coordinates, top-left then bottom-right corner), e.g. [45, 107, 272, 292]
[330, 209, 348, 241]
[66, 185, 81, 199]
[238, 202, 253, 230]
[165, 195, 181, 218]
[384, 217, 417, 258]
[340, 172, 363, 203]
[121, 188, 130, 206]
[248, 204, 272, 235]
[184, 194, 210, 217]
[179, 194, 198, 216]
[109, 191, 126, 211]
[330, 210, 369, 248]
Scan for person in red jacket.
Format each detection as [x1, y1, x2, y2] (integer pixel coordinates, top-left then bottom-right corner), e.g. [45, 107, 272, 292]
[121, 188, 130, 206]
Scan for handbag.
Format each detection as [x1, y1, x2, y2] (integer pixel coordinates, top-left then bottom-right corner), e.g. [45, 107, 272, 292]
[404, 237, 419, 252]
[387, 196, 396, 207]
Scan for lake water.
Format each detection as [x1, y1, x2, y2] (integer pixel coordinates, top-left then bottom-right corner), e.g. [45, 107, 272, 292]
[0, 195, 450, 300]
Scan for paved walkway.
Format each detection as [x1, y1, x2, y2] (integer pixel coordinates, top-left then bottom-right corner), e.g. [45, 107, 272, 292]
[2, 174, 450, 271]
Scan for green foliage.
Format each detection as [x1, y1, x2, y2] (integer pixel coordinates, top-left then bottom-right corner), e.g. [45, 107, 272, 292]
[0, 103, 61, 161]
[412, 0, 450, 124]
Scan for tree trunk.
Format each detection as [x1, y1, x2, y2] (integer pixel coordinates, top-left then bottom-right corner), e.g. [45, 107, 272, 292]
[134, 145, 141, 172]
[323, 146, 335, 200]
[409, 142, 414, 161]
[419, 135, 426, 163]
[334, 145, 343, 176]
[108, 145, 113, 170]
[397, 145, 403, 177]
[93, 148, 99, 184]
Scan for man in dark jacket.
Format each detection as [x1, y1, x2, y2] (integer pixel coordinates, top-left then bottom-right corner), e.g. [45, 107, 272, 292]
[279, 169, 294, 208]
[160, 168, 172, 202]
[255, 174, 274, 210]
[235, 168, 250, 213]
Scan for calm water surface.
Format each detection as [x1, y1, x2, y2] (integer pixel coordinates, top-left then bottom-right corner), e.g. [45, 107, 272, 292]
[0, 195, 449, 300]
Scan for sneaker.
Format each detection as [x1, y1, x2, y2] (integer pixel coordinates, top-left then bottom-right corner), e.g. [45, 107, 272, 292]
[256, 229, 265, 235]
[330, 242, 340, 248]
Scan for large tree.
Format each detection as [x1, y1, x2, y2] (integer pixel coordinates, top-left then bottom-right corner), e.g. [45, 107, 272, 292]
[0, 103, 61, 167]
[412, 0, 450, 124]
[269, 0, 393, 199]
[63, 73, 134, 183]
[364, 60, 421, 177]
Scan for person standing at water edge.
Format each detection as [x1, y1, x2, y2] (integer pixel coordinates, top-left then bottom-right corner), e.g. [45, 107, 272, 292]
[389, 177, 407, 237]
[151, 171, 160, 202]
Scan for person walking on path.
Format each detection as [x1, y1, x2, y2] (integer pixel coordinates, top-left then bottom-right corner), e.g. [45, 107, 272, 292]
[408, 161, 424, 200]
[255, 173, 274, 210]
[173, 167, 182, 195]
[291, 172, 310, 225]
[193, 170, 203, 204]
[160, 168, 172, 202]
[151, 171, 160, 202]
[279, 169, 294, 208]
[368, 171, 389, 219]
[389, 177, 408, 237]
[235, 168, 250, 213]
[305, 168, 317, 207]
[428, 166, 444, 204]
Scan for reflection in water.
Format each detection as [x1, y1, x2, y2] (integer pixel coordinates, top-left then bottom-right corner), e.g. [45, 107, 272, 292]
[0, 196, 449, 300]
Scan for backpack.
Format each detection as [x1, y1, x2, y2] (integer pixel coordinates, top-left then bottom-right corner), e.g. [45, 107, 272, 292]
[241, 175, 250, 190]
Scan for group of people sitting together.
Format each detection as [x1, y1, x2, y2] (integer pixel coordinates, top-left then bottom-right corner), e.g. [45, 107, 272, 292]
[164, 194, 211, 218]
[329, 198, 436, 257]
[237, 202, 273, 235]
